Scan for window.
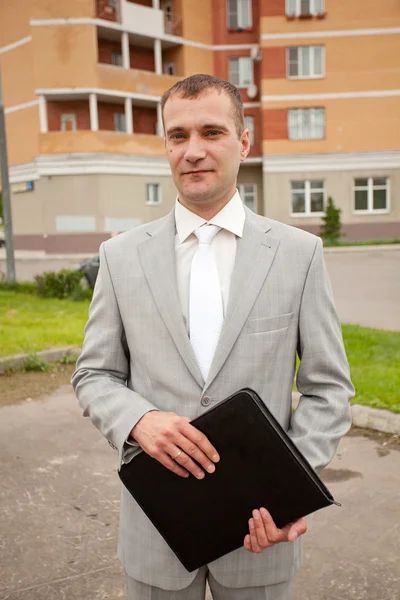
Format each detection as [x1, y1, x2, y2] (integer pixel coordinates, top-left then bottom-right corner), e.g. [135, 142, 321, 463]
[227, 0, 252, 29]
[286, 0, 324, 16]
[353, 177, 389, 213]
[163, 62, 176, 75]
[291, 180, 325, 216]
[60, 114, 77, 132]
[146, 183, 161, 206]
[114, 112, 126, 132]
[112, 50, 123, 66]
[229, 57, 253, 87]
[238, 184, 257, 212]
[244, 115, 255, 146]
[288, 108, 325, 140]
[288, 46, 324, 79]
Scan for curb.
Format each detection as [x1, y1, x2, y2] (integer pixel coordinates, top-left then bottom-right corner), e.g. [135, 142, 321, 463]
[1, 350, 399, 435]
[0, 346, 81, 374]
[323, 244, 400, 254]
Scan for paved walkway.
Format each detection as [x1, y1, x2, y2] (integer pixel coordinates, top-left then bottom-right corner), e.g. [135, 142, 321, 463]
[0, 386, 399, 600]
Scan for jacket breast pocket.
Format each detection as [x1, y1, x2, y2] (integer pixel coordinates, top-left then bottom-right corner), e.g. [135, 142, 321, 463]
[246, 312, 294, 334]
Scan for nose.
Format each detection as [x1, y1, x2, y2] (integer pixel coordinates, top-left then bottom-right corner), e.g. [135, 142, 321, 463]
[183, 134, 207, 164]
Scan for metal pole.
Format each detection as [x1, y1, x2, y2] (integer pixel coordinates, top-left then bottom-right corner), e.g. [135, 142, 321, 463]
[0, 65, 16, 282]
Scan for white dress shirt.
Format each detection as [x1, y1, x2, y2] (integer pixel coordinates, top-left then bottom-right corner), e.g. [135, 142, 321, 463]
[175, 190, 246, 332]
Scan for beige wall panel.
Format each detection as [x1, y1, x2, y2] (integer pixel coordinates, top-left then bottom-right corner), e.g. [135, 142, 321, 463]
[263, 168, 399, 225]
[262, 35, 400, 95]
[0, 45, 36, 107]
[181, 46, 214, 77]
[33, 25, 97, 88]
[181, 0, 213, 44]
[261, 0, 400, 35]
[40, 131, 166, 156]
[97, 174, 177, 223]
[262, 97, 400, 154]
[31, 0, 95, 19]
[237, 165, 264, 215]
[0, 0, 31, 47]
[6, 106, 40, 166]
[96, 65, 180, 95]
[12, 173, 177, 235]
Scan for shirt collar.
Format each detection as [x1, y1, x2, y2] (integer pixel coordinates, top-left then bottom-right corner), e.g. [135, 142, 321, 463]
[175, 190, 246, 244]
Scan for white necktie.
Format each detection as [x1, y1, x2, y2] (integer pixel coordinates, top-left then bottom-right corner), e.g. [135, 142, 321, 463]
[189, 225, 224, 381]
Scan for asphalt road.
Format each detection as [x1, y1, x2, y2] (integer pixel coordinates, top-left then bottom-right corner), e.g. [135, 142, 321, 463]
[0, 387, 399, 600]
[1, 245, 399, 331]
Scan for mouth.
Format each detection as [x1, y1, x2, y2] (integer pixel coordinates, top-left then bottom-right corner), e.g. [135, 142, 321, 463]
[183, 170, 212, 175]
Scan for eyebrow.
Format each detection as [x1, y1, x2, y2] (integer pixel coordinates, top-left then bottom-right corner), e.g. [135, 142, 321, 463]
[166, 123, 230, 136]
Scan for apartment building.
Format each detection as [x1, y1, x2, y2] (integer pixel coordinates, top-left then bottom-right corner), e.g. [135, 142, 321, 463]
[0, 0, 399, 252]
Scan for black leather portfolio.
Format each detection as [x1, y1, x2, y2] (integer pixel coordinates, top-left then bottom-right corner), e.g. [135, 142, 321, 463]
[119, 388, 339, 572]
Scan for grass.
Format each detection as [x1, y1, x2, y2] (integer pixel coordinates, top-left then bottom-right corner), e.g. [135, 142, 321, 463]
[1, 292, 399, 413]
[0, 292, 89, 357]
[324, 239, 400, 247]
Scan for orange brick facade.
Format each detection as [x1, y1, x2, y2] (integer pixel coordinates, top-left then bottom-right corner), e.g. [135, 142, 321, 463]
[262, 47, 286, 79]
[263, 109, 288, 140]
[260, 0, 285, 17]
[47, 100, 91, 131]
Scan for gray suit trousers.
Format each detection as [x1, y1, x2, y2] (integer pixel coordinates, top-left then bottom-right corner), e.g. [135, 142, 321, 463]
[126, 568, 294, 600]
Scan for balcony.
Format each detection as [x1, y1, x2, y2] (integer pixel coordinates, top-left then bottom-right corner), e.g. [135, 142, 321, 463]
[40, 131, 166, 157]
[96, 63, 180, 96]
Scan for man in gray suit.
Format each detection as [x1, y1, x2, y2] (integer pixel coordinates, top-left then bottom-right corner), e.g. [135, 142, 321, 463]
[72, 74, 354, 600]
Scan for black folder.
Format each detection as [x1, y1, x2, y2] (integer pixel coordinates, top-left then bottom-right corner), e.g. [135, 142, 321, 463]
[119, 388, 340, 572]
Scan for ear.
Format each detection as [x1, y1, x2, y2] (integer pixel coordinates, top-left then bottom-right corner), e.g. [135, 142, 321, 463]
[240, 129, 251, 163]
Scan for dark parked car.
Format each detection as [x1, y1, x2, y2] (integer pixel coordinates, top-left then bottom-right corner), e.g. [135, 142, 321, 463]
[0, 232, 5, 248]
[76, 255, 100, 289]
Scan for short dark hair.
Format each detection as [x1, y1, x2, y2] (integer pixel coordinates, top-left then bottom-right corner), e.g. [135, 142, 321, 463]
[161, 74, 244, 138]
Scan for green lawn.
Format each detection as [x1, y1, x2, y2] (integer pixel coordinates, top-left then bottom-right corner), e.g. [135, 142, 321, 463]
[0, 292, 90, 357]
[1, 292, 399, 413]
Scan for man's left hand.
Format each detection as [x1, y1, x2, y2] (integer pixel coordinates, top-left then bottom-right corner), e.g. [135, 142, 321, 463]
[244, 508, 307, 553]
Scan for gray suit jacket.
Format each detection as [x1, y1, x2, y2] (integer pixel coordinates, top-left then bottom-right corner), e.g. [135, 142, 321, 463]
[72, 207, 354, 590]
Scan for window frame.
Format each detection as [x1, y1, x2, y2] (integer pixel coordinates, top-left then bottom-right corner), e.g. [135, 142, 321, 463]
[227, 0, 253, 30]
[287, 45, 325, 80]
[352, 177, 390, 215]
[114, 112, 126, 133]
[244, 115, 255, 146]
[60, 113, 77, 132]
[286, 0, 325, 16]
[111, 50, 123, 66]
[229, 56, 253, 88]
[146, 183, 162, 206]
[238, 183, 257, 212]
[288, 107, 325, 141]
[290, 179, 326, 218]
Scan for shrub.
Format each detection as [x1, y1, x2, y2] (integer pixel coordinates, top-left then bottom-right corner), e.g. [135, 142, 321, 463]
[34, 269, 86, 300]
[320, 197, 343, 245]
[0, 281, 38, 295]
[23, 353, 54, 372]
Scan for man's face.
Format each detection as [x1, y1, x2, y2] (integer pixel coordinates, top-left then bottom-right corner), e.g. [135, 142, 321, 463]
[163, 90, 250, 210]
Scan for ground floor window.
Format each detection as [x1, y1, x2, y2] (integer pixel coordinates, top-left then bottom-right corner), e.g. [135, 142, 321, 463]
[290, 179, 325, 216]
[353, 177, 389, 213]
[238, 184, 257, 212]
[146, 183, 161, 206]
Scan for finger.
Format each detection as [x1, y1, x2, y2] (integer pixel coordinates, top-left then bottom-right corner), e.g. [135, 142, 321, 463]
[244, 534, 252, 552]
[157, 453, 190, 479]
[249, 518, 262, 553]
[166, 445, 205, 480]
[175, 434, 217, 475]
[252, 509, 270, 548]
[181, 423, 220, 463]
[287, 518, 307, 542]
[260, 507, 285, 545]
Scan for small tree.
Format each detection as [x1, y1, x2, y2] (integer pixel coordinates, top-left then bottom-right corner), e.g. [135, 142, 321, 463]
[320, 196, 342, 245]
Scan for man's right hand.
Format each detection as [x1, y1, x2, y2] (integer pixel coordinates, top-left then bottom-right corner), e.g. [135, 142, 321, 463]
[130, 411, 220, 479]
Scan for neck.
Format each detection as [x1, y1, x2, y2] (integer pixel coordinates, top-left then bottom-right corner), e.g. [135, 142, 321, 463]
[179, 189, 236, 221]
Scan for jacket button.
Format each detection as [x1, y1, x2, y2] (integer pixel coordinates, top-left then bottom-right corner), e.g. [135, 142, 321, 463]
[201, 396, 211, 407]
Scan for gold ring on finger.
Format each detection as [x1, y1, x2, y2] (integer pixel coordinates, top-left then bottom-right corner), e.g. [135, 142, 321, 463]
[174, 450, 182, 460]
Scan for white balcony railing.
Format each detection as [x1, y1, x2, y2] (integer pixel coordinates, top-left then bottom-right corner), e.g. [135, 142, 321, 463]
[121, 1, 164, 38]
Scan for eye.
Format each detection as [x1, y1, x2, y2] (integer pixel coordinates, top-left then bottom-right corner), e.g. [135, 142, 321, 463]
[206, 130, 221, 137]
[171, 133, 185, 140]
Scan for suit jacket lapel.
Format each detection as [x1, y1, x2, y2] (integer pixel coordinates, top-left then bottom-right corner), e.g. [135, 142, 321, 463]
[138, 210, 204, 389]
[204, 212, 280, 392]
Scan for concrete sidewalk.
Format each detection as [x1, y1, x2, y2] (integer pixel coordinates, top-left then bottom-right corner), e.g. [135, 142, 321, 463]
[0, 385, 399, 600]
